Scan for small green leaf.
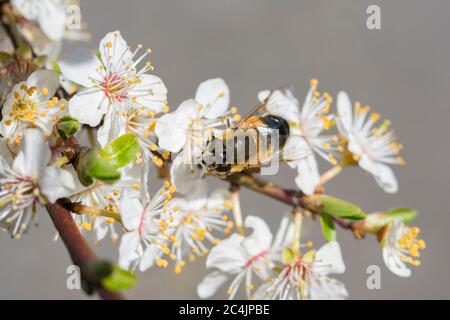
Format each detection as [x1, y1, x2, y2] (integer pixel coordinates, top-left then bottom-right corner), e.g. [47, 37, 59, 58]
[51, 59, 62, 75]
[78, 149, 121, 186]
[319, 195, 366, 220]
[87, 260, 114, 282]
[282, 247, 296, 264]
[320, 212, 336, 242]
[386, 208, 417, 223]
[99, 133, 139, 169]
[81, 278, 95, 296]
[101, 266, 137, 292]
[57, 116, 79, 139]
[0, 52, 12, 63]
[15, 44, 32, 59]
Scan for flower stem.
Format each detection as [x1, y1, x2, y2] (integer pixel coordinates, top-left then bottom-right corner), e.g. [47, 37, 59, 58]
[292, 208, 303, 254]
[54, 155, 70, 167]
[229, 183, 245, 236]
[319, 165, 343, 186]
[66, 202, 123, 224]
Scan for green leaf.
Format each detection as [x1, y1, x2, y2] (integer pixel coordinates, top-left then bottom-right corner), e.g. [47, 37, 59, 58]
[101, 266, 137, 292]
[386, 208, 417, 223]
[0, 52, 12, 63]
[87, 260, 114, 282]
[319, 195, 366, 220]
[282, 247, 296, 264]
[81, 278, 95, 296]
[51, 59, 62, 75]
[78, 149, 121, 186]
[57, 116, 79, 139]
[15, 44, 32, 59]
[99, 133, 139, 169]
[320, 212, 336, 242]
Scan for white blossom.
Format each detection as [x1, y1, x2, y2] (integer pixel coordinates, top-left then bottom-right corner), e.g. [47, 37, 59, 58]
[155, 78, 230, 193]
[0, 70, 67, 147]
[118, 184, 177, 272]
[197, 215, 293, 299]
[59, 31, 167, 127]
[260, 80, 337, 194]
[382, 219, 425, 277]
[0, 128, 75, 238]
[254, 241, 348, 300]
[337, 91, 404, 193]
[168, 181, 233, 273]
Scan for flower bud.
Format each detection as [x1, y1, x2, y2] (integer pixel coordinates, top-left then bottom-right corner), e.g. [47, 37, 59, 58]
[76, 148, 121, 186]
[57, 116, 79, 139]
[305, 195, 366, 220]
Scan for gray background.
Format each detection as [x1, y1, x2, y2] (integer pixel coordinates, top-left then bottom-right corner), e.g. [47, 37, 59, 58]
[1, 0, 449, 299]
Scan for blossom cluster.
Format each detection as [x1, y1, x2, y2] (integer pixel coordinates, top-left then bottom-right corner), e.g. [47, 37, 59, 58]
[0, 1, 425, 300]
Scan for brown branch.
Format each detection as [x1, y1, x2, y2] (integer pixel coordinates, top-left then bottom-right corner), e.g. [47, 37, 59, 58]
[226, 173, 356, 232]
[227, 173, 306, 207]
[47, 201, 124, 300]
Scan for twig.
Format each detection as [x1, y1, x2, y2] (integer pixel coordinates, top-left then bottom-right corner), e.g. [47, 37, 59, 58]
[67, 201, 123, 224]
[227, 173, 305, 207]
[46, 201, 124, 300]
[226, 173, 356, 232]
[291, 208, 303, 253]
[229, 183, 245, 235]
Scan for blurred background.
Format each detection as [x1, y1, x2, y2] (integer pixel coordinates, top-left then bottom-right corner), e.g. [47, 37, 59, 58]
[1, 0, 449, 299]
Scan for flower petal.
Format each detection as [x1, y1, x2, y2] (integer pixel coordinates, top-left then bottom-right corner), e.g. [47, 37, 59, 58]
[37, 3, 66, 41]
[195, 78, 230, 119]
[314, 241, 346, 275]
[294, 154, 320, 195]
[206, 234, 247, 273]
[243, 216, 273, 257]
[139, 245, 161, 271]
[13, 128, 50, 176]
[40, 165, 76, 203]
[119, 194, 144, 231]
[99, 31, 131, 69]
[59, 48, 100, 88]
[130, 74, 167, 113]
[155, 112, 190, 153]
[27, 70, 59, 99]
[97, 105, 126, 147]
[197, 271, 229, 299]
[170, 153, 204, 194]
[336, 91, 353, 137]
[69, 89, 108, 126]
[118, 231, 140, 269]
[382, 247, 411, 277]
[272, 215, 294, 252]
[359, 155, 398, 193]
[264, 88, 300, 124]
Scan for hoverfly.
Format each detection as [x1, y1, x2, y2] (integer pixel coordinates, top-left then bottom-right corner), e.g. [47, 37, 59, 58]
[201, 87, 310, 178]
